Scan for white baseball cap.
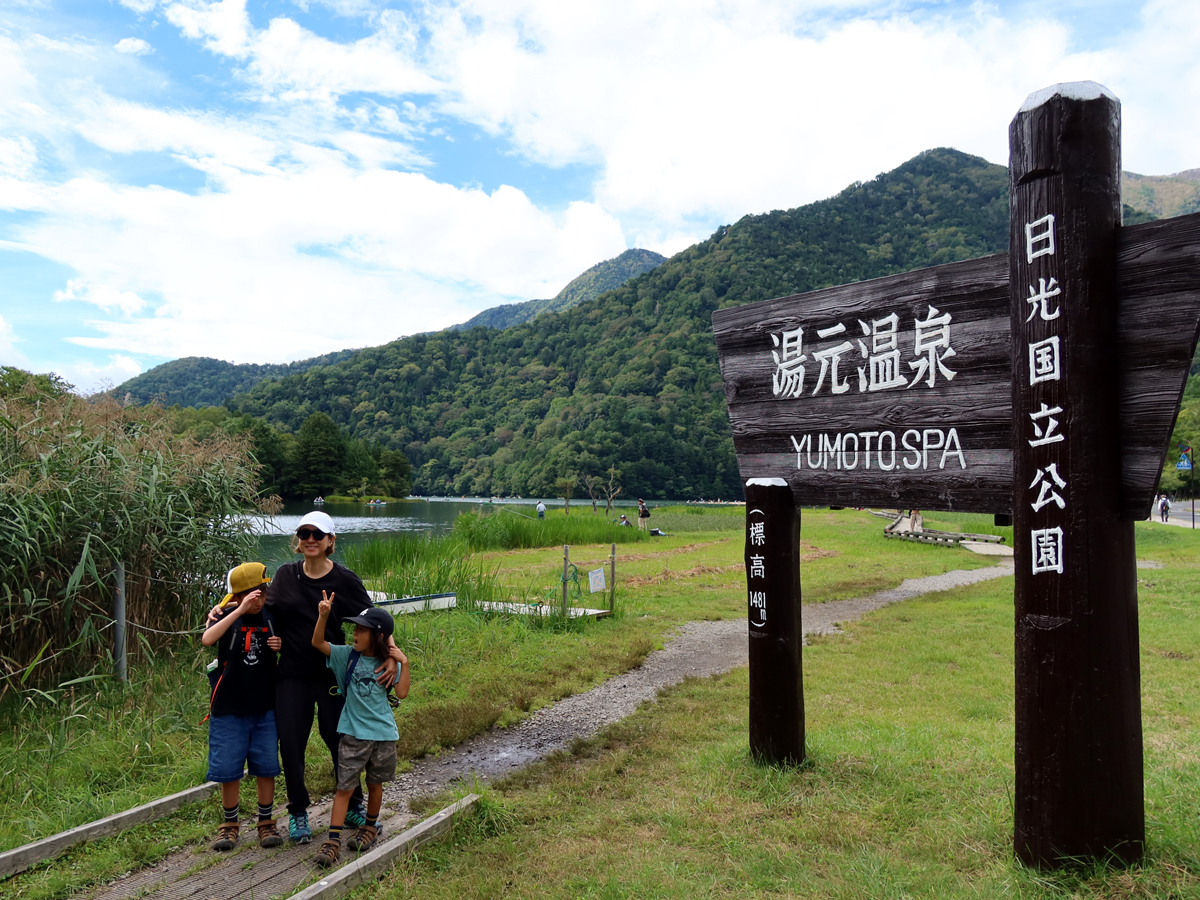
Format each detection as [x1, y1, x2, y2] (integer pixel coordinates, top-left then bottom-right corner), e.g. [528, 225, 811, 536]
[296, 511, 336, 535]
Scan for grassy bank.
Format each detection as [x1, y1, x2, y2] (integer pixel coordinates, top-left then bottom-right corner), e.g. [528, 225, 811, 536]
[452, 507, 649, 550]
[3, 509, 1050, 898]
[373, 521, 1200, 900]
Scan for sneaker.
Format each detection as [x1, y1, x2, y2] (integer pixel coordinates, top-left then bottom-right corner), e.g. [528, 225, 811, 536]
[257, 819, 284, 849]
[344, 805, 367, 828]
[212, 822, 239, 852]
[289, 812, 312, 844]
[314, 838, 341, 868]
[346, 824, 379, 852]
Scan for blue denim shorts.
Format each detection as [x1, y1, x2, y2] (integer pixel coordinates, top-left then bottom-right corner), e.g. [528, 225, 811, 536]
[207, 710, 281, 783]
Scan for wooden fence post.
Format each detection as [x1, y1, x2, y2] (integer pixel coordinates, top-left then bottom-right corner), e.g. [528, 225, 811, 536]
[561, 545, 570, 618]
[745, 478, 804, 765]
[609, 543, 616, 613]
[1009, 82, 1143, 866]
[113, 560, 127, 683]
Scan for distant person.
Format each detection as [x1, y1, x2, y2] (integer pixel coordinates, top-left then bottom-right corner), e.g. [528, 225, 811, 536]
[536, 501, 546, 520]
[617, 514, 632, 527]
[201, 563, 284, 852]
[311, 602, 407, 866]
[637, 498, 650, 531]
[1160, 495, 1172, 523]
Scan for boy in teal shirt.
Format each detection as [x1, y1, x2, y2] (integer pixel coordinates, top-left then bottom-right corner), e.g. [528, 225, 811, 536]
[311, 593, 408, 867]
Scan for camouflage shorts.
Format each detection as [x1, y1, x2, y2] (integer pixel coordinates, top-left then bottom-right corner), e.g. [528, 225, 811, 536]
[336, 735, 397, 790]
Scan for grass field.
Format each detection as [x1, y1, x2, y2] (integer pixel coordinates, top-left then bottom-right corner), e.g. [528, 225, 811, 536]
[4, 510, 1196, 899]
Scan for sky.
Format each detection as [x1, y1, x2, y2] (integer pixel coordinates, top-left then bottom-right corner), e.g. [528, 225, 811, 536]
[1, 0, 1198, 392]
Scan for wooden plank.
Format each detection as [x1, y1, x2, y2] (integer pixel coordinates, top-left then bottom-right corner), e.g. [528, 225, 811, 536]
[1116, 211, 1200, 518]
[288, 795, 479, 900]
[713, 254, 1012, 513]
[0, 782, 219, 879]
[373, 592, 458, 614]
[712, 212, 1200, 518]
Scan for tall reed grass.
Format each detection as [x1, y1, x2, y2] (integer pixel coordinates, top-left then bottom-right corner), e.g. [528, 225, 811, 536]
[339, 534, 506, 607]
[0, 383, 268, 688]
[452, 508, 648, 550]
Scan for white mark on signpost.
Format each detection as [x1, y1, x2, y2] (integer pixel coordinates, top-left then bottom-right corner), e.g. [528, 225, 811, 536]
[1025, 277, 1062, 321]
[907, 305, 957, 389]
[1029, 336, 1061, 385]
[748, 590, 767, 627]
[1025, 214, 1056, 262]
[749, 555, 766, 578]
[749, 522, 765, 546]
[1028, 403, 1066, 447]
[771, 327, 807, 398]
[856, 313, 908, 392]
[1031, 527, 1065, 574]
[1029, 464, 1067, 511]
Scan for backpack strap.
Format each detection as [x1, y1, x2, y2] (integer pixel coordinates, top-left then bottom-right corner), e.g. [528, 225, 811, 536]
[341, 649, 362, 696]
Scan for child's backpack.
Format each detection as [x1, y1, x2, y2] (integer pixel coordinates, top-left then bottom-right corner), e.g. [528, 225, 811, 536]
[340, 650, 401, 709]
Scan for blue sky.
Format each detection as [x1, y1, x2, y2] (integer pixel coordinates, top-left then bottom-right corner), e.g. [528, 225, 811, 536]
[1, 0, 1198, 392]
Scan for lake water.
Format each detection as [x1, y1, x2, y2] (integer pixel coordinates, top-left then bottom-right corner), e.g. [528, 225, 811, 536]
[253, 496, 650, 569]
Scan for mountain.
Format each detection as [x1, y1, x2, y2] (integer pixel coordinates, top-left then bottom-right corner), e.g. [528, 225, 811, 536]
[452, 248, 666, 331]
[115, 351, 357, 408]
[1122, 170, 1200, 220]
[225, 148, 1013, 500]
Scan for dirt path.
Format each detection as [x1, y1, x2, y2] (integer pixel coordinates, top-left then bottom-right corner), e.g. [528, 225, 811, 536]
[79, 561, 1013, 900]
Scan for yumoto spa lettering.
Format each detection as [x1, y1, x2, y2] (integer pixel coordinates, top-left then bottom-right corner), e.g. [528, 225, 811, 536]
[789, 427, 967, 472]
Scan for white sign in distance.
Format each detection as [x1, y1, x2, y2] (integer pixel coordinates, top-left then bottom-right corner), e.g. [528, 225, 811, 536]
[588, 568, 606, 593]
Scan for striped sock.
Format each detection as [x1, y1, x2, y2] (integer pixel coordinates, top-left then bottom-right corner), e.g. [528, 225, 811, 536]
[223, 804, 239, 823]
[257, 803, 273, 822]
[365, 814, 378, 829]
[328, 824, 343, 843]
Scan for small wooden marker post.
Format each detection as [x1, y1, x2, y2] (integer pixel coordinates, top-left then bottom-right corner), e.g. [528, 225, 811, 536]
[609, 543, 616, 613]
[113, 560, 127, 683]
[745, 478, 804, 765]
[1009, 84, 1143, 865]
[562, 545, 570, 617]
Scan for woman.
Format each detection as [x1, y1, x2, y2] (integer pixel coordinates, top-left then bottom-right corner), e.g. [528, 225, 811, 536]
[213, 511, 402, 843]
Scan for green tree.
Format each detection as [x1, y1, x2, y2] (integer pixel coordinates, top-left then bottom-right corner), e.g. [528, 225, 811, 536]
[295, 412, 346, 498]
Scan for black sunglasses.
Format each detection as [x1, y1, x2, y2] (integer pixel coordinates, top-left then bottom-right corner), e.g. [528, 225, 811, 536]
[296, 528, 329, 541]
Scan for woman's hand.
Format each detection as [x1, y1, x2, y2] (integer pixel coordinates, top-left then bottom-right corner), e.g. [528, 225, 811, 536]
[204, 602, 225, 626]
[267, 636, 282, 651]
[374, 656, 398, 688]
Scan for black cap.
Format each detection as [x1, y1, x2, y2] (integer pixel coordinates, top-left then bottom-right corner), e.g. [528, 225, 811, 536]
[345, 607, 394, 637]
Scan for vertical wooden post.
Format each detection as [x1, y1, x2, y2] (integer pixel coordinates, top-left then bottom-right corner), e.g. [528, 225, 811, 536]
[1009, 82, 1143, 866]
[745, 478, 804, 765]
[113, 560, 127, 683]
[562, 545, 570, 618]
[609, 543, 616, 613]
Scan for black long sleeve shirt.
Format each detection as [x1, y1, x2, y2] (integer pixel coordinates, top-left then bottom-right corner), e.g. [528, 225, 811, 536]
[265, 561, 375, 681]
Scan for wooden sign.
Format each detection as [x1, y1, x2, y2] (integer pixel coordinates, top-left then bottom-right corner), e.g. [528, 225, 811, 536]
[713, 81, 1200, 869]
[713, 217, 1200, 519]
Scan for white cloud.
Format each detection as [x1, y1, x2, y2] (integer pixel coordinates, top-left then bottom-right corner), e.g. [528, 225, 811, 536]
[0, 315, 30, 369]
[53, 354, 143, 396]
[4, 0, 1200, 375]
[114, 37, 154, 55]
[55, 279, 147, 315]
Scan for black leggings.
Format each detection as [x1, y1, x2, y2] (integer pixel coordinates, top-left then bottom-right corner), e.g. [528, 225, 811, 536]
[275, 678, 364, 816]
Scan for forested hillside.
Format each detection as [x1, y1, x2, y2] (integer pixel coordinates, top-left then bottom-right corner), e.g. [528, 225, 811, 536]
[453, 248, 666, 331]
[117, 350, 357, 408]
[228, 148, 1013, 499]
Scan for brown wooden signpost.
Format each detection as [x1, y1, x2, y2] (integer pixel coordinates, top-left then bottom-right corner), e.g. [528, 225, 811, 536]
[712, 82, 1200, 868]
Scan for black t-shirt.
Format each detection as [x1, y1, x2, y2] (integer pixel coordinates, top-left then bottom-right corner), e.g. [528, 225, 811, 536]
[265, 561, 375, 681]
[210, 608, 276, 717]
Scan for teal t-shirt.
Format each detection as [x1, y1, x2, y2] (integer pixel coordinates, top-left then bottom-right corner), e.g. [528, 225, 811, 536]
[327, 644, 400, 742]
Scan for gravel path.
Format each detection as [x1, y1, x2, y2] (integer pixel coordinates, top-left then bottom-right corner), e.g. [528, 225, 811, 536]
[385, 560, 1015, 802]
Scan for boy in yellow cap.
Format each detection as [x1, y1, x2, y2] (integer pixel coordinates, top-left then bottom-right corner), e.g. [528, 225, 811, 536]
[202, 562, 284, 851]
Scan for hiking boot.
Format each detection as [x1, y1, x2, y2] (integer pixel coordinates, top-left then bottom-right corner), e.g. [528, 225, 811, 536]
[314, 838, 341, 868]
[212, 822, 239, 852]
[344, 804, 367, 828]
[289, 812, 312, 844]
[257, 819, 284, 848]
[346, 824, 379, 852]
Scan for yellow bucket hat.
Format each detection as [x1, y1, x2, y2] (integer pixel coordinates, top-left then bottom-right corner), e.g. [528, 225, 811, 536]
[219, 562, 271, 608]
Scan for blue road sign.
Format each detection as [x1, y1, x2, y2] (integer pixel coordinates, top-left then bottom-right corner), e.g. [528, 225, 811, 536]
[1177, 458, 1192, 470]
